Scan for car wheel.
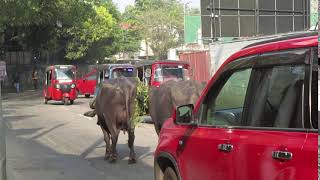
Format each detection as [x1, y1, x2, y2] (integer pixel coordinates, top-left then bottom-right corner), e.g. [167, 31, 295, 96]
[63, 98, 69, 105]
[163, 167, 178, 180]
[76, 90, 80, 98]
[85, 94, 90, 98]
[44, 98, 48, 104]
[70, 100, 74, 105]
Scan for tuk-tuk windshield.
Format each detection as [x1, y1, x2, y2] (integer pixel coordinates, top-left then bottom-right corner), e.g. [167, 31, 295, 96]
[154, 64, 189, 82]
[110, 68, 135, 79]
[54, 68, 75, 80]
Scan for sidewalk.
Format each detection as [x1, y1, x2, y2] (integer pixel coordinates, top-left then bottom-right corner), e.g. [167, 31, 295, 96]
[2, 90, 41, 100]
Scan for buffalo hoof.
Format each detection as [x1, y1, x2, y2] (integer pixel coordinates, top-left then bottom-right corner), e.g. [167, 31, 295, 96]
[128, 158, 137, 164]
[104, 155, 110, 161]
[109, 158, 117, 163]
[108, 155, 117, 163]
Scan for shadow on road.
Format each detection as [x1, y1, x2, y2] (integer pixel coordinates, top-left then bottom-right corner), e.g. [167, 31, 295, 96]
[7, 128, 108, 180]
[44, 100, 85, 106]
[7, 126, 155, 180]
[4, 90, 156, 180]
[31, 123, 68, 140]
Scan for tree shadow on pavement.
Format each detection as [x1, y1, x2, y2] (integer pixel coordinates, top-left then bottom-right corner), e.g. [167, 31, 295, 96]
[3, 115, 38, 129]
[7, 128, 109, 180]
[6, 123, 155, 180]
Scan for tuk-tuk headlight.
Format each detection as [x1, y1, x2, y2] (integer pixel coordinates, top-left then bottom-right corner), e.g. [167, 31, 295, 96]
[55, 84, 60, 89]
[71, 84, 76, 89]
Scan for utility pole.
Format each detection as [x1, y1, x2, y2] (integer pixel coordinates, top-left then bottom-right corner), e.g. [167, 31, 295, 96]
[184, 2, 191, 44]
[145, 40, 149, 60]
[207, 0, 218, 42]
[0, 83, 5, 180]
[0, 60, 6, 180]
[0, 31, 6, 180]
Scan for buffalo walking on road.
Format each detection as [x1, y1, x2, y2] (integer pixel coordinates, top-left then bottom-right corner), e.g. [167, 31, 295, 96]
[95, 77, 138, 164]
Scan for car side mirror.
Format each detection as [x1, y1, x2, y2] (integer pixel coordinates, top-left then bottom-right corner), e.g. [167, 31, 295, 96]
[175, 104, 195, 125]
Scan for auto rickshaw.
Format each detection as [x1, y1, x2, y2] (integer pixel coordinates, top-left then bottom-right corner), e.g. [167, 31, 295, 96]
[135, 60, 190, 87]
[43, 65, 77, 105]
[93, 63, 137, 96]
[83, 63, 137, 117]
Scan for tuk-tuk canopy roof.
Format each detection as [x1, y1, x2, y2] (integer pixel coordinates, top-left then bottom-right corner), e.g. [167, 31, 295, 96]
[97, 63, 136, 72]
[135, 60, 189, 67]
[46, 65, 76, 71]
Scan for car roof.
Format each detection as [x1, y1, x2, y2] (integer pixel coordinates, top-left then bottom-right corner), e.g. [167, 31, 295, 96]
[242, 31, 317, 49]
[224, 31, 317, 66]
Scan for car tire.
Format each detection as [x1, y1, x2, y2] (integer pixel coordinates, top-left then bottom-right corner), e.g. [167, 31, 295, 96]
[44, 98, 48, 104]
[76, 90, 80, 98]
[85, 94, 90, 98]
[163, 167, 178, 180]
[70, 100, 74, 105]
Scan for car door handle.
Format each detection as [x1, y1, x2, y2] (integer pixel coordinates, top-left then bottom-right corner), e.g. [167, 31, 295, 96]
[272, 151, 293, 161]
[218, 144, 233, 152]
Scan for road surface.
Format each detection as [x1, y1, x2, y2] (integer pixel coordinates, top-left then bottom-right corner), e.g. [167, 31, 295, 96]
[3, 91, 158, 180]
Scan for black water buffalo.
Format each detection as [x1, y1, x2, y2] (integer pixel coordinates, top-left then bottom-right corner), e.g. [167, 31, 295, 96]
[95, 77, 138, 164]
[149, 80, 205, 135]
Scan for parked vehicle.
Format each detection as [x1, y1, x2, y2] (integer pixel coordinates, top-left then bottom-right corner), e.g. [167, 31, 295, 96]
[135, 60, 190, 87]
[43, 65, 77, 105]
[94, 63, 137, 96]
[154, 31, 318, 180]
[76, 69, 97, 98]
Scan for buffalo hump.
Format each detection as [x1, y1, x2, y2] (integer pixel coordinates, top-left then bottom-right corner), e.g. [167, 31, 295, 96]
[96, 77, 138, 132]
[149, 80, 205, 135]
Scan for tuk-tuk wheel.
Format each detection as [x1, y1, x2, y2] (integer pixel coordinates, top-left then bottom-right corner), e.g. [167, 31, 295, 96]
[70, 100, 74, 105]
[63, 98, 69, 105]
[44, 98, 48, 104]
[85, 94, 90, 98]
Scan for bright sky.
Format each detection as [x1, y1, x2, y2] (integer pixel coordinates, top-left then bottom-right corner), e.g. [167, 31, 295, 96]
[113, 0, 200, 13]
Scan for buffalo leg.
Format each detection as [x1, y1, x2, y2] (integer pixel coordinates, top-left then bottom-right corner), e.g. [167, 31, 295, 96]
[128, 128, 136, 164]
[109, 130, 120, 163]
[154, 123, 161, 136]
[100, 126, 111, 160]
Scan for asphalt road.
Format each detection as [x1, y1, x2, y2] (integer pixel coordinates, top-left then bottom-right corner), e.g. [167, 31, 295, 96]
[3, 91, 158, 180]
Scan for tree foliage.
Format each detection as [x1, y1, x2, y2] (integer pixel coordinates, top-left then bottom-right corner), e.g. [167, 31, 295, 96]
[134, 0, 184, 59]
[0, 0, 184, 61]
[64, 5, 115, 60]
[0, 0, 132, 62]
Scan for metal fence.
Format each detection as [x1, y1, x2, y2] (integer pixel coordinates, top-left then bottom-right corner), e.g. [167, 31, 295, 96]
[201, 0, 311, 38]
[179, 51, 211, 83]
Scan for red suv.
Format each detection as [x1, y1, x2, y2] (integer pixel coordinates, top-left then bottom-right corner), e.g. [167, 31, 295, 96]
[154, 32, 318, 180]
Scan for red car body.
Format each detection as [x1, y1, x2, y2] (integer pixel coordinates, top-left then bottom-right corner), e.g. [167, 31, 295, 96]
[76, 69, 97, 98]
[154, 32, 318, 180]
[136, 60, 190, 87]
[43, 65, 77, 105]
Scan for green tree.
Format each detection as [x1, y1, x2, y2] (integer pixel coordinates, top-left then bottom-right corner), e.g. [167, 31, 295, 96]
[116, 5, 143, 58]
[0, 0, 126, 62]
[64, 5, 115, 60]
[135, 0, 184, 59]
